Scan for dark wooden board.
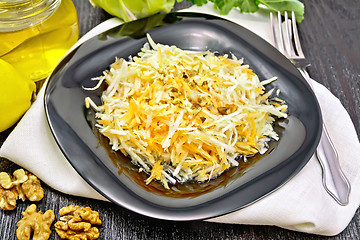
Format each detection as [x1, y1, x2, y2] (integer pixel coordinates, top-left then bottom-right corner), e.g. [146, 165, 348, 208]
[1, 0, 359, 239]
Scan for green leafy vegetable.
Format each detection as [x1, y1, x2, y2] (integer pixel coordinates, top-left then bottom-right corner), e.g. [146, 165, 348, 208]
[236, 0, 259, 13]
[89, 0, 304, 23]
[190, 0, 304, 22]
[259, 0, 304, 22]
[89, 0, 176, 22]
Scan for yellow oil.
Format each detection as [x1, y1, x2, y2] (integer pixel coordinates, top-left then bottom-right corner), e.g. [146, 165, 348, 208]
[0, 0, 79, 82]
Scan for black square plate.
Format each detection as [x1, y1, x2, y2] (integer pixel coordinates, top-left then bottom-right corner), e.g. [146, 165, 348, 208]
[44, 12, 322, 220]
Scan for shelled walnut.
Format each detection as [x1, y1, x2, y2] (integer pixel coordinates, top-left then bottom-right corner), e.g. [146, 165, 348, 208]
[21, 174, 44, 201]
[0, 187, 18, 210]
[16, 204, 55, 240]
[55, 205, 102, 240]
[0, 169, 28, 189]
[0, 169, 44, 210]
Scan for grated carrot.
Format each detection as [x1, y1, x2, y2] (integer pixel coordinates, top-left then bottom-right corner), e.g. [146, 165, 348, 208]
[85, 34, 288, 188]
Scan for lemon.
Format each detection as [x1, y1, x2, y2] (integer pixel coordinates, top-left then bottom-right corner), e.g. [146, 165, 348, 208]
[0, 59, 36, 132]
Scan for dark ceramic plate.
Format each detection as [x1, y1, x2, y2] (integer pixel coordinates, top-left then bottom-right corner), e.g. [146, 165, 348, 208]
[44, 12, 322, 221]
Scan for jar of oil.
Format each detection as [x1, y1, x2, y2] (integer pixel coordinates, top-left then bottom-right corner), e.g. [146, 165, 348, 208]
[0, 0, 79, 83]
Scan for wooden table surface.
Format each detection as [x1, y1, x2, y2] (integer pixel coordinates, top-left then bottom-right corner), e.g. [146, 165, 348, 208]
[1, 0, 359, 239]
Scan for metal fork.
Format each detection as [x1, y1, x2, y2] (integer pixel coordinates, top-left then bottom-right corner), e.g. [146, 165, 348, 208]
[270, 11, 351, 205]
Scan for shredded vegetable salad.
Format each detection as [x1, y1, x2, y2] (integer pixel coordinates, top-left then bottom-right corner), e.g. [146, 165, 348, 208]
[85, 34, 288, 189]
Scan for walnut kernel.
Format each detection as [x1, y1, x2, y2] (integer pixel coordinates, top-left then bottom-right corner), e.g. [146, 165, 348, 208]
[55, 205, 102, 240]
[13, 169, 29, 184]
[0, 187, 18, 210]
[21, 174, 44, 201]
[0, 169, 28, 189]
[0, 172, 13, 189]
[16, 204, 55, 240]
[0, 169, 44, 210]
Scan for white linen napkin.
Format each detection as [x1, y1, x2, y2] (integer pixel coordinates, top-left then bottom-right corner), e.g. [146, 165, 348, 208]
[1, 4, 360, 236]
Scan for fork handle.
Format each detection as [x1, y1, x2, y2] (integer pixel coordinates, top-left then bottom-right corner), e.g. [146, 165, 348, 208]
[316, 124, 351, 205]
[298, 68, 351, 205]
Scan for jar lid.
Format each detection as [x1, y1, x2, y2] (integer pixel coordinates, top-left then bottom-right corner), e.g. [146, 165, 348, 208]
[0, 0, 60, 32]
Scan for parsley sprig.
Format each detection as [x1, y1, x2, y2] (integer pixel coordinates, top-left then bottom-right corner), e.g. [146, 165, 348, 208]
[188, 0, 305, 22]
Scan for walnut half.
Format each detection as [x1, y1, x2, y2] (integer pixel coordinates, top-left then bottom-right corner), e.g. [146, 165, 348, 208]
[16, 204, 55, 240]
[21, 174, 44, 201]
[0, 169, 44, 211]
[0, 169, 28, 189]
[0, 187, 18, 211]
[55, 205, 102, 240]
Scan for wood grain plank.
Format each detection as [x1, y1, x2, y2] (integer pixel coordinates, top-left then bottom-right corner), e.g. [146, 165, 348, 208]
[0, 0, 359, 239]
[299, 0, 360, 136]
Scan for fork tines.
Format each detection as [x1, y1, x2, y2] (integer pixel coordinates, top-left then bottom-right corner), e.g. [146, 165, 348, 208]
[270, 11, 304, 59]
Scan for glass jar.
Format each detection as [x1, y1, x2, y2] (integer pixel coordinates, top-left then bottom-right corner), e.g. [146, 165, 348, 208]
[0, 0, 79, 83]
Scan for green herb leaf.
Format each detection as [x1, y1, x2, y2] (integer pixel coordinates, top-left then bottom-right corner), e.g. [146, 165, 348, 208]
[191, 0, 209, 6]
[190, 0, 258, 14]
[234, 0, 258, 13]
[212, 0, 240, 14]
[257, 0, 304, 22]
[188, 0, 304, 22]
